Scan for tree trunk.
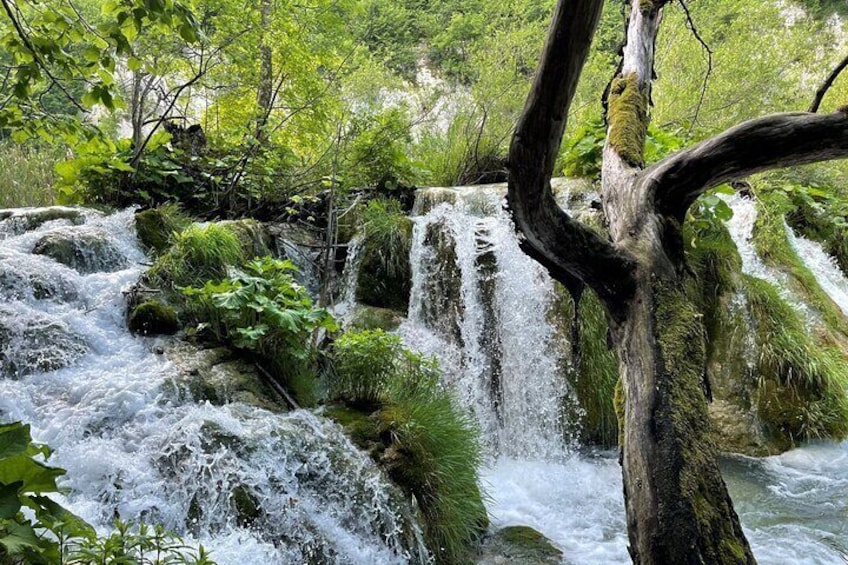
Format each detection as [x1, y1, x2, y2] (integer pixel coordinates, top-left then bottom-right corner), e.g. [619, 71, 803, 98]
[610, 212, 754, 563]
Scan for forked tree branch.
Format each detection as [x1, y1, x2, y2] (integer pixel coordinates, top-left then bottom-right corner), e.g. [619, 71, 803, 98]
[508, 0, 638, 322]
[649, 110, 848, 220]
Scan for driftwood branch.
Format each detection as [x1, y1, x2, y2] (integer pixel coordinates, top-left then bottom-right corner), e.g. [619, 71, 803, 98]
[809, 53, 848, 113]
[508, 0, 637, 322]
[649, 110, 848, 220]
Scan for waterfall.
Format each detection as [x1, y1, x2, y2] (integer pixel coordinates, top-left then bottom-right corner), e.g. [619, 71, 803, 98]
[786, 227, 848, 316]
[0, 208, 427, 565]
[401, 185, 569, 459]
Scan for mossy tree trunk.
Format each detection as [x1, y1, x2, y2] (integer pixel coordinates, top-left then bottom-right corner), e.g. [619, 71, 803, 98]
[508, 0, 848, 563]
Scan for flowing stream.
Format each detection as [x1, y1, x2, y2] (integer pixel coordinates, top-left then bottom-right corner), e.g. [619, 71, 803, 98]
[0, 208, 426, 564]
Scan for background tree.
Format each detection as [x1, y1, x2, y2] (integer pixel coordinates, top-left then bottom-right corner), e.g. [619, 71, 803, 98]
[507, 1, 848, 563]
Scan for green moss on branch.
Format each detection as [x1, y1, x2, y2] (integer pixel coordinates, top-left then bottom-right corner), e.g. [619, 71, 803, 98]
[607, 73, 648, 167]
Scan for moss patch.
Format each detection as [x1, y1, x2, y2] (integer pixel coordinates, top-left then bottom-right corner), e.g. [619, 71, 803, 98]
[607, 73, 648, 167]
[134, 205, 189, 253]
[128, 300, 179, 336]
[477, 526, 562, 564]
[742, 275, 848, 447]
[652, 279, 753, 563]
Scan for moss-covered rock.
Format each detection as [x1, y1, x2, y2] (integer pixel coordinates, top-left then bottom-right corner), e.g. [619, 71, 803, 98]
[163, 342, 284, 412]
[476, 526, 563, 565]
[355, 199, 413, 313]
[32, 230, 127, 274]
[128, 301, 179, 336]
[230, 485, 261, 528]
[347, 305, 406, 331]
[0, 206, 88, 235]
[134, 205, 189, 253]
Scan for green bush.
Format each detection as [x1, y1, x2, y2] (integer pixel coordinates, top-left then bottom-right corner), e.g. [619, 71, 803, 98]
[182, 257, 337, 405]
[328, 330, 485, 564]
[149, 223, 246, 289]
[0, 421, 214, 564]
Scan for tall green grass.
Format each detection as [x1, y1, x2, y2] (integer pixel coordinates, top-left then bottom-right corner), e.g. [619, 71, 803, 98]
[742, 275, 848, 446]
[328, 329, 486, 564]
[0, 142, 62, 208]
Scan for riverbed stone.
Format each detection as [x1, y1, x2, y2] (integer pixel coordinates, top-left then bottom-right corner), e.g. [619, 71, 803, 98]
[33, 229, 127, 274]
[476, 526, 563, 565]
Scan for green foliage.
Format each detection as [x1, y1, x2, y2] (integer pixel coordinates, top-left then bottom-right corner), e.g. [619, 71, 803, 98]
[573, 292, 619, 447]
[182, 257, 337, 405]
[0, 142, 63, 208]
[742, 276, 848, 447]
[356, 199, 413, 312]
[343, 107, 416, 190]
[328, 329, 485, 564]
[0, 421, 213, 565]
[330, 329, 438, 407]
[561, 119, 605, 179]
[149, 224, 246, 289]
[0, 0, 198, 140]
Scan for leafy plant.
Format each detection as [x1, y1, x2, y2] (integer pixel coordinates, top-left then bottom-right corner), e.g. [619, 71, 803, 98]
[182, 257, 338, 404]
[355, 198, 413, 311]
[0, 421, 214, 565]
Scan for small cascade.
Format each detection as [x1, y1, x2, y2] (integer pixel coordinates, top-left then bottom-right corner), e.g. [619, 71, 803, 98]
[786, 226, 848, 316]
[401, 187, 569, 459]
[722, 194, 818, 324]
[0, 207, 427, 565]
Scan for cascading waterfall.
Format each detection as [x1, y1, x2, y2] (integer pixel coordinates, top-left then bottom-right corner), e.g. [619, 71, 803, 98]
[0, 207, 427, 565]
[394, 185, 848, 564]
[399, 183, 630, 562]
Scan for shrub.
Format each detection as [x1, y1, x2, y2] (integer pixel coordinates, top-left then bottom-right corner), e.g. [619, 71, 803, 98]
[328, 330, 485, 564]
[149, 223, 246, 289]
[0, 421, 213, 564]
[182, 257, 337, 405]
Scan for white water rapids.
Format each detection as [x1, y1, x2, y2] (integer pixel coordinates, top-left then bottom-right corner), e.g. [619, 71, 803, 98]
[0, 208, 426, 564]
[399, 185, 848, 564]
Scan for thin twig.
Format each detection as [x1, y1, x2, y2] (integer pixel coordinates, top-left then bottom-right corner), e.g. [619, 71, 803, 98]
[809, 53, 848, 113]
[679, 0, 713, 137]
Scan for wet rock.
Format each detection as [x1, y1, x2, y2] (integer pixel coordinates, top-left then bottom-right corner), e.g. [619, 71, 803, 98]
[32, 229, 127, 274]
[163, 342, 283, 412]
[0, 252, 78, 302]
[0, 206, 89, 236]
[128, 301, 179, 336]
[347, 305, 405, 331]
[476, 526, 563, 565]
[0, 306, 87, 376]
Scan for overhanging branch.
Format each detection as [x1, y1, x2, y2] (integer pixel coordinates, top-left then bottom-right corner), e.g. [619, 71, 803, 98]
[649, 110, 848, 220]
[508, 0, 638, 322]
